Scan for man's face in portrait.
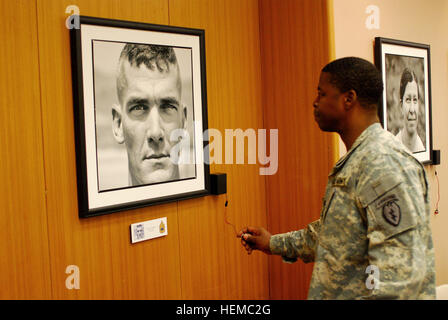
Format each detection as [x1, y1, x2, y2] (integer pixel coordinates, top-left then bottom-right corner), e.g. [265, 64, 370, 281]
[401, 80, 419, 136]
[112, 54, 186, 186]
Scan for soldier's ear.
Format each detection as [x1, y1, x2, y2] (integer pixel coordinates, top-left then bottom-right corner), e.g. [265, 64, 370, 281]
[182, 104, 187, 130]
[112, 104, 125, 144]
[343, 90, 357, 110]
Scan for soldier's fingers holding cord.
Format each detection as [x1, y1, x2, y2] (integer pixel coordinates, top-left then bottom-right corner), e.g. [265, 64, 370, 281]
[243, 233, 256, 244]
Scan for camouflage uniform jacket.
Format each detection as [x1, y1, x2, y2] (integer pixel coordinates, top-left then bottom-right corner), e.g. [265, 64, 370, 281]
[270, 123, 436, 299]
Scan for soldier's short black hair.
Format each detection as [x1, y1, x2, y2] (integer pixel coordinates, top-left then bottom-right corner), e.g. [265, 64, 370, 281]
[120, 43, 177, 72]
[116, 44, 179, 104]
[322, 57, 383, 109]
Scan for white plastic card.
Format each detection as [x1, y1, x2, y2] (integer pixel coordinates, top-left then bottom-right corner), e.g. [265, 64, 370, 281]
[130, 217, 168, 244]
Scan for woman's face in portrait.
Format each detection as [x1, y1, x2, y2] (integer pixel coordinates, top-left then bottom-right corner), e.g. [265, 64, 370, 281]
[401, 80, 419, 136]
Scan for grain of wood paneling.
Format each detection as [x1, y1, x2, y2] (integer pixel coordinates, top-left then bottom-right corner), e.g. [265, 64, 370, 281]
[0, 0, 52, 299]
[169, 0, 270, 299]
[1, 0, 333, 299]
[36, 0, 181, 299]
[259, 0, 335, 299]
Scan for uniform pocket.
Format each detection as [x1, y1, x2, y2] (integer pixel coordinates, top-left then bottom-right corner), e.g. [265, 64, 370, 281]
[320, 189, 336, 223]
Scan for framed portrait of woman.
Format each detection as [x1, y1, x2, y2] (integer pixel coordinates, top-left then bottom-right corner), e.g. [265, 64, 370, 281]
[374, 37, 433, 164]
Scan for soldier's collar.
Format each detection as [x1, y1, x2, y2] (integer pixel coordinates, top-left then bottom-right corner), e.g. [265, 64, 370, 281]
[329, 123, 382, 177]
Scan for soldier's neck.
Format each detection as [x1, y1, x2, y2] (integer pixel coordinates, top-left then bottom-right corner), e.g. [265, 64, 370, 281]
[339, 115, 380, 151]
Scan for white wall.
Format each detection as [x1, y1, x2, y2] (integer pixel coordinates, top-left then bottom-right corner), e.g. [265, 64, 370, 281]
[332, 0, 448, 286]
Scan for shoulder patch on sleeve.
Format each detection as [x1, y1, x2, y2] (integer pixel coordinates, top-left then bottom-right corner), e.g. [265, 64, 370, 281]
[380, 196, 401, 226]
[358, 175, 416, 240]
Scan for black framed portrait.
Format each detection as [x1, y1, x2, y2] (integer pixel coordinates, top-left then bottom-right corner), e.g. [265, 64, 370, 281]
[374, 37, 433, 164]
[70, 16, 210, 218]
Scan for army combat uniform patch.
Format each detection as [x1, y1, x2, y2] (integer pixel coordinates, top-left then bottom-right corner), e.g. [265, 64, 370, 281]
[382, 198, 401, 227]
[376, 194, 401, 226]
[358, 175, 416, 241]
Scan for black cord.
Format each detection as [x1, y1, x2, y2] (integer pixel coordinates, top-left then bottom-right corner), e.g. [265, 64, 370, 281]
[223, 194, 238, 235]
[435, 170, 440, 215]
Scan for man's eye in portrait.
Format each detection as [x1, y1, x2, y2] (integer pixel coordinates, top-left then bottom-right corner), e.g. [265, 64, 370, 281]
[159, 98, 180, 120]
[129, 104, 148, 117]
[161, 103, 178, 113]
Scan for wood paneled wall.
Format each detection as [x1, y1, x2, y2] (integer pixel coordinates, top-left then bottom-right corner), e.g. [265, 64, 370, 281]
[37, 0, 181, 300]
[169, 0, 269, 299]
[259, 0, 336, 299]
[0, 0, 332, 299]
[0, 0, 51, 299]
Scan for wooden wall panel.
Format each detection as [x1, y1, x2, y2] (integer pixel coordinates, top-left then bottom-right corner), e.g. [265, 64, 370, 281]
[259, 0, 335, 299]
[0, 0, 52, 299]
[36, 0, 182, 299]
[0, 0, 333, 299]
[169, 0, 269, 299]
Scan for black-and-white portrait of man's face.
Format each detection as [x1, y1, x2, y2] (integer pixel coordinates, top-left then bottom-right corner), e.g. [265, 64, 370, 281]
[72, 19, 208, 216]
[93, 41, 195, 191]
[384, 54, 426, 153]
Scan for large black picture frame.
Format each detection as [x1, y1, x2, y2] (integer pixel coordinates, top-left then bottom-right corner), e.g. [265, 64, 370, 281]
[70, 16, 210, 218]
[374, 37, 433, 164]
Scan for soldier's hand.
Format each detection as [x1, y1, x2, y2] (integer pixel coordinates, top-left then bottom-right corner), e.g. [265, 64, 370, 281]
[237, 226, 272, 255]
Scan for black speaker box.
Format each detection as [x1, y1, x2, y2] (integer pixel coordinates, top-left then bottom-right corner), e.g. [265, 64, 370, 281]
[432, 149, 441, 165]
[210, 173, 227, 195]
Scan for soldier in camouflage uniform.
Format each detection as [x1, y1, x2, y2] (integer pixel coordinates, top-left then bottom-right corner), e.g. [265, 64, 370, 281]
[238, 57, 436, 299]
